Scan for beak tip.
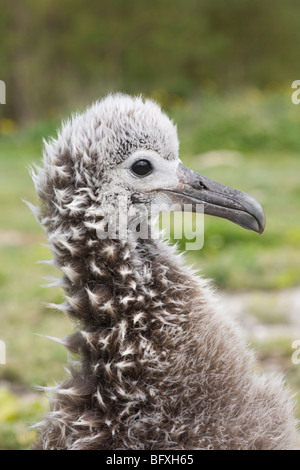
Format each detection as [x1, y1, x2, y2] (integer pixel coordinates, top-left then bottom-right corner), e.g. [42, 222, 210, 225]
[239, 194, 266, 235]
[256, 208, 266, 235]
[169, 163, 267, 236]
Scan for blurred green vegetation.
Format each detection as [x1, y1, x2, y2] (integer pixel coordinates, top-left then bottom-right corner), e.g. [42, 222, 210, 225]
[0, 386, 47, 450]
[1, 0, 300, 123]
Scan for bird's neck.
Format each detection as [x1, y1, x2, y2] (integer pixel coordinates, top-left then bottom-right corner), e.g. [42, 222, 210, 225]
[52, 230, 198, 334]
[38, 225, 213, 449]
[47, 230, 200, 400]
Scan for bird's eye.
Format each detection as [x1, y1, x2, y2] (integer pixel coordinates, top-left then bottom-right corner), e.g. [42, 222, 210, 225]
[131, 159, 153, 177]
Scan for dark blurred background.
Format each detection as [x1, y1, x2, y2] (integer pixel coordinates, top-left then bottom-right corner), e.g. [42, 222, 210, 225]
[0, 0, 300, 449]
[1, 0, 300, 123]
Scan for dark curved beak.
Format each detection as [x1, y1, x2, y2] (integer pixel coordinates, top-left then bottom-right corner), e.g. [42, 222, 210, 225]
[160, 162, 266, 234]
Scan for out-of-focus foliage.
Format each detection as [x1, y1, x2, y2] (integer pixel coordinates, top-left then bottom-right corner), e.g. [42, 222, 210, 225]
[1, 0, 300, 122]
[0, 385, 47, 450]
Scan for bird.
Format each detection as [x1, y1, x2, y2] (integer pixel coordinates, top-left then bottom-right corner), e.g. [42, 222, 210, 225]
[30, 93, 296, 450]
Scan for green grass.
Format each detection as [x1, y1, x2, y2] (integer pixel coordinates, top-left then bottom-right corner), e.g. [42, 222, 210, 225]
[0, 90, 299, 448]
[0, 386, 48, 450]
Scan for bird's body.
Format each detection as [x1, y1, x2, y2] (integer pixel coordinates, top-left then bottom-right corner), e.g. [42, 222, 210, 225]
[32, 94, 296, 450]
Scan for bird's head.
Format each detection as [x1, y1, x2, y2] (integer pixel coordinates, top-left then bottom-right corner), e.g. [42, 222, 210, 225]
[34, 93, 265, 239]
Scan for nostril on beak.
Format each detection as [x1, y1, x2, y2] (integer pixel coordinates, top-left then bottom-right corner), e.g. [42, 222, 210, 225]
[198, 180, 208, 190]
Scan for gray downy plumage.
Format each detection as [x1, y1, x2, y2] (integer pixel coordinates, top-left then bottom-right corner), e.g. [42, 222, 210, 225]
[30, 93, 297, 450]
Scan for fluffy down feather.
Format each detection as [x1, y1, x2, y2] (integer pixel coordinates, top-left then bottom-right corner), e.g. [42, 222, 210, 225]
[31, 94, 296, 450]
